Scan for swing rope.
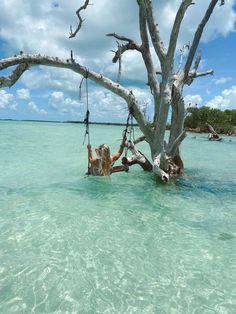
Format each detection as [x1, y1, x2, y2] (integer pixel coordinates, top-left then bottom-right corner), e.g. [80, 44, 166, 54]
[79, 71, 91, 175]
[82, 72, 90, 146]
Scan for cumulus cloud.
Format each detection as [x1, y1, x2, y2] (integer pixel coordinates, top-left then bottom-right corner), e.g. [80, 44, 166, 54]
[80, 89, 127, 121]
[20, 67, 80, 93]
[184, 94, 203, 107]
[49, 91, 82, 115]
[28, 101, 47, 114]
[0, 90, 17, 110]
[16, 88, 30, 99]
[206, 86, 236, 110]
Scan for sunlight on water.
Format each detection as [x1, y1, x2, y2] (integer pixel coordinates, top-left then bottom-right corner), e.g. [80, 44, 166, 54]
[0, 121, 236, 313]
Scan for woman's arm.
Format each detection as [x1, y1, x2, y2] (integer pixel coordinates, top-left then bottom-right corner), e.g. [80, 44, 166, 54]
[112, 140, 126, 162]
[87, 144, 95, 162]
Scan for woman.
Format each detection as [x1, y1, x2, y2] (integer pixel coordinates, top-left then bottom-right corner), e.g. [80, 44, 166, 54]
[87, 140, 126, 176]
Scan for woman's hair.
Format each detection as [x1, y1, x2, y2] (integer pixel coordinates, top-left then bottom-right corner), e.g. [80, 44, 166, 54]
[99, 144, 112, 176]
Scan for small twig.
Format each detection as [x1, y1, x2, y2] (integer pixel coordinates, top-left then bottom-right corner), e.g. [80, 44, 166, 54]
[186, 69, 214, 85]
[70, 50, 75, 62]
[106, 33, 134, 43]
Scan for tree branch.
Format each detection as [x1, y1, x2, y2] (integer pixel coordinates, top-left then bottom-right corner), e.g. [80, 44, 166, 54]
[0, 63, 29, 87]
[137, 0, 160, 118]
[107, 33, 135, 43]
[166, 0, 193, 72]
[184, 49, 213, 85]
[116, 43, 122, 83]
[176, 43, 190, 72]
[192, 49, 202, 72]
[167, 130, 187, 156]
[69, 0, 90, 38]
[184, 0, 219, 81]
[134, 135, 146, 144]
[143, 0, 167, 66]
[186, 69, 214, 85]
[107, 33, 141, 63]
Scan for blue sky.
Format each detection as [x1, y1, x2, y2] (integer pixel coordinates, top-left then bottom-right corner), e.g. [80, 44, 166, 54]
[0, 0, 236, 122]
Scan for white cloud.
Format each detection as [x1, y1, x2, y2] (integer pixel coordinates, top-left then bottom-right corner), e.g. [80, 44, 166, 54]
[49, 91, 82, 115]
[206, 85, 236, 110]
[51, 91, 64, 102]
[28, 101, 47, 114]
[214, 77, 232, 85]
[0, 90, 17, 110]
[16, 88, 30, 99]
[184, 94, 203, 107]
[82, 89, 127, 120]
[20, 67, 81, 93]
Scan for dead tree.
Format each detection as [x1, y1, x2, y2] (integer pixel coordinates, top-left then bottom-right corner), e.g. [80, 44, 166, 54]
[0, 0, 225, 182]
[206, 123, 222, 141]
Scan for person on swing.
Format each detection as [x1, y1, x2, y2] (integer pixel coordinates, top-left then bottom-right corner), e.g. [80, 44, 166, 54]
[87, 138, 128, 176]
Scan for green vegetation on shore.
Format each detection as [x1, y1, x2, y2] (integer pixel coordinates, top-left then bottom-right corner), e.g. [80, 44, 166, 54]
[184, 107, 236, 135]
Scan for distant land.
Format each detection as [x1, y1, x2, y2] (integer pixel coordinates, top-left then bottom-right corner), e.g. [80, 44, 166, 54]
[1, 118, 235, 135]
[0, 118, 136, 126]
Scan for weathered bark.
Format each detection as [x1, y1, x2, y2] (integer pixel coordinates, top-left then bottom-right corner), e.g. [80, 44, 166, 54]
[206, 123, 222, 141]
[122, 140, 153, 172]
[0, 0, 223, 182]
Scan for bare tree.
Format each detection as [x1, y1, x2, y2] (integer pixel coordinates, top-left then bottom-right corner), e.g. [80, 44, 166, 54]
[0, 0, 224, 182]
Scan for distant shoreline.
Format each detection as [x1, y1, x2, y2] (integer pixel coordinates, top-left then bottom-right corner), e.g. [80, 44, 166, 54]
[1, 119, 235, 135]
[0, 118, 135, 126]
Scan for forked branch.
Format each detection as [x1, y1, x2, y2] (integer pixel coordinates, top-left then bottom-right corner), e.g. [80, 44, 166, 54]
[185, 49, 213, 85]
[69, 0, 91, 38]
[107, 33, 141, 63]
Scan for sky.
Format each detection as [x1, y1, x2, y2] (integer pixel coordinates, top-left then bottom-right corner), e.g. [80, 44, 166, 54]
[0, 0, 236, 123]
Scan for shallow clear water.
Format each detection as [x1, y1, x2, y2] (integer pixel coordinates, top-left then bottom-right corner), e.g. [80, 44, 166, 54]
[0, 121, 236, 314]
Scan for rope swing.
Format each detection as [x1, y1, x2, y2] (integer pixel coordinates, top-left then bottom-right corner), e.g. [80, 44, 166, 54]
[123, 106, 135, 157]
[80, 71, 90, 146]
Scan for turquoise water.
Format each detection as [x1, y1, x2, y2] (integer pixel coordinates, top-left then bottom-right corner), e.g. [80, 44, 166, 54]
[0, 121, 236, 314]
